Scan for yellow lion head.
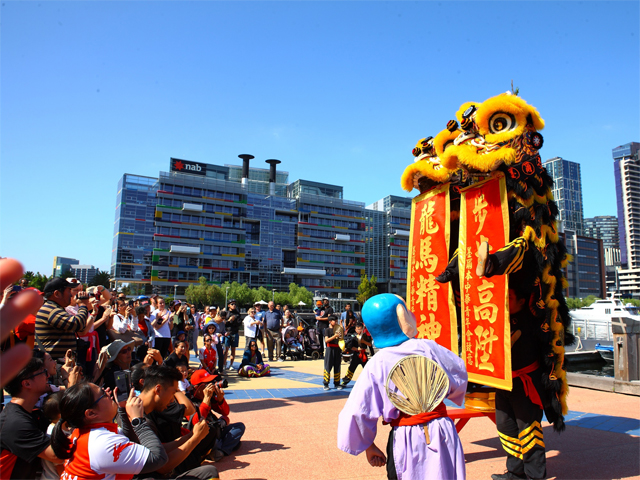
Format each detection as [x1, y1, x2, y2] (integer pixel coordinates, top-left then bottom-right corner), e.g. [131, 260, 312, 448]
[401, 127, 460, 193]
[440, 93, 545, 173]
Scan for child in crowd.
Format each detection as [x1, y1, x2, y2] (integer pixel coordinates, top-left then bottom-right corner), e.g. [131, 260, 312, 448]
[199, 334, 219, 375]
[41, 392, 64, 480]
[284, 329, 304, 355]
[177, 364, 193, 394]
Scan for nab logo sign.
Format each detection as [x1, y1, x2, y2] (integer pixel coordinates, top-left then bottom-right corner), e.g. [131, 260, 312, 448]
[171, 159, 206, 176]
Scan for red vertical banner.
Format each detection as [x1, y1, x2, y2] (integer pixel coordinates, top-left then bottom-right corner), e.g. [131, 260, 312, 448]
[459, 173, 512, 390]
[407, 183, 458, 354]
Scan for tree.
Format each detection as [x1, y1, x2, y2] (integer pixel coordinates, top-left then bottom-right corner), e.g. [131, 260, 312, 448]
[356, 274, 378, 307]
[57, 268, 75, 280]
[21, 271, 51, 291]
[89, 269, 111, 288]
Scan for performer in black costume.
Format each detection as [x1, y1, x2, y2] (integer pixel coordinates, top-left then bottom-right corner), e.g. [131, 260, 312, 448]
[493, 285, 552, 480]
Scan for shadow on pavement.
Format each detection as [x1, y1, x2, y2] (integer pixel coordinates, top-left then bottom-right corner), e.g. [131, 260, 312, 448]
[229, 393, 350, 412]
[468, 424, 640, 480]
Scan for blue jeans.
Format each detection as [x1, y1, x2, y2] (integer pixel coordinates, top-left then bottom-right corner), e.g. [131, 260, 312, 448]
[216, 422, 246, 455]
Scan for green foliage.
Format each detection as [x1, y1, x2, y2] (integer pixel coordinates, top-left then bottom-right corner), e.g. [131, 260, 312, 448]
[356, 274, 378, 307]
[566, 295, 601, 310]
[624, 298, 640, 308]
[184, 279, 313, 310]
[57, 268, 75, 280]
[120, 285, 131, 296]
[89, 270, 111, 288]
[21, 271, 51, 291]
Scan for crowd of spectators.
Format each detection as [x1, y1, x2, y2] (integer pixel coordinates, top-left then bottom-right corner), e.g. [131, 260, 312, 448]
[0, 257, 374, 479]
[0, 261, 249, 480]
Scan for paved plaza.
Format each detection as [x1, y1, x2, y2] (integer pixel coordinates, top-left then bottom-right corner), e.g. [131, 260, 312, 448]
[209, 346, 640, 480]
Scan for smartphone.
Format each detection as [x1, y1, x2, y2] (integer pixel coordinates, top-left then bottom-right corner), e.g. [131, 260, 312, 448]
[114, 370, 131, 403]
[11, 285, 22, 293]
[127, 300, 134, 308]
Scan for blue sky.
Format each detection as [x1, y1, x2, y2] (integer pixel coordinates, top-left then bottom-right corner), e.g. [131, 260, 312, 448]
[1, 1, 638, 275]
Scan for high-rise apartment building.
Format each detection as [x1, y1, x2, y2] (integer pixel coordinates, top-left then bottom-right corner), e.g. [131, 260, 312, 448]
[366, 195, 412, 296]
[70, 265, 99, 284]
[584, 216, 619, 250]
[543, 157, 584, 235]
[613, 142, 640, 298]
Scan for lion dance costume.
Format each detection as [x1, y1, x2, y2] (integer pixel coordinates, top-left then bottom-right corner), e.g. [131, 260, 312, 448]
[401, 92, 574, 480]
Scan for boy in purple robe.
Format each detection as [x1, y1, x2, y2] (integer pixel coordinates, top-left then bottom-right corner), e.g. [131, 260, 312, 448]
[337, 294, 468, 480]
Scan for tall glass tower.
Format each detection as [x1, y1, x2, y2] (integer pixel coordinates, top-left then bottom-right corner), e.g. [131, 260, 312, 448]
[543, 157, 584, 235]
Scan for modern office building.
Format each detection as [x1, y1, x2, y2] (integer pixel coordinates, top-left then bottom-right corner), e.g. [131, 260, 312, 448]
[110, 174, 158, 292]
[543, 157, 584, 235]
[69, 265, 99, 284]
[112, 156, 368, 299]
[366, 195, 412, 296]
[560, 231, 606, 299]
[613, 142, 640, 298]
[52, 257, 80, 277]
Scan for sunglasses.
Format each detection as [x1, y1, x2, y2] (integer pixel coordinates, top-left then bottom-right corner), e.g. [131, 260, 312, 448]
[25, 369, 48, 380]
[92, 388, 108, 406]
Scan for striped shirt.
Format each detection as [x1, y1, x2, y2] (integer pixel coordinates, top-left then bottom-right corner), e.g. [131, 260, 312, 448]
[35, 300, 89, 360]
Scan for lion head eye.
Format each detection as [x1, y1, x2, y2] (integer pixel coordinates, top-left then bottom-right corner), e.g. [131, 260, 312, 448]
[488, 112, 516, 134]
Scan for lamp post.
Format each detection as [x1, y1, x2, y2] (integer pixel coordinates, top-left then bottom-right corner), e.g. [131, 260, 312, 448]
[272, 289, 276, 302]
[225, 286, 229, 308]
[174, 284, 178, 301]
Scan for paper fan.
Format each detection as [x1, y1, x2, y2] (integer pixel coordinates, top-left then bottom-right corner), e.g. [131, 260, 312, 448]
[384, 355, 450, 444]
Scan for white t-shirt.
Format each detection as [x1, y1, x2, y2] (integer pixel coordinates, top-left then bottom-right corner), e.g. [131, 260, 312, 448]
[151, 310, 171, 338]
[243, 315, 258, 338]
[61, 424, 149, 480]
[178, 378, 191, 392]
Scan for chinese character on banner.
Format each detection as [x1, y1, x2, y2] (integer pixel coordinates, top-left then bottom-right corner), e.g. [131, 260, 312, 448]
[459, 173, 512, 390]
[407, 183, 458, 353]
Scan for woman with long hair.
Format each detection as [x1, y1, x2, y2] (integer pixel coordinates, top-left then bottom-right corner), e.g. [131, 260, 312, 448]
[238, 340, 270, 378]
[50, 383, 168, 478]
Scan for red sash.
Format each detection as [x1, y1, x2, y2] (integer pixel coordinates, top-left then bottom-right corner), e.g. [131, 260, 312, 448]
[388, 402, 448, 427]
[513, 361, 543, 409]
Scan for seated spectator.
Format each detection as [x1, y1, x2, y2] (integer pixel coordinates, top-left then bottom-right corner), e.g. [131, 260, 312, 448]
[238, 340, 270, 378]
[138, 365, 218, 479]
[164, 339, 189, 369]
[40, 392, 64, 480]
[50, 383, 170, 479]
[190, 370, 245, 460]
[199, 333, 219, 375]
[0, 358, 62, 479]
[175, 330, 190, 359]
[35, 277, 91, 361]
[109, 298, 145, 346]
[95, 339, 135, 391]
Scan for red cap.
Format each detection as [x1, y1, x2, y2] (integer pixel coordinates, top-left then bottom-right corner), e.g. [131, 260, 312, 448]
[190, 369, 217, 385]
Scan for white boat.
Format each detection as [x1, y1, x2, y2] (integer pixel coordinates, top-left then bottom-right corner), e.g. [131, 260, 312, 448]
[570, 293, 640, 341]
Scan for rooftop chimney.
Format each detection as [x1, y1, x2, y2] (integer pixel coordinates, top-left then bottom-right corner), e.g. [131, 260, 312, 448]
[238, 154, 254, 186]
[265, 159, 281, 196]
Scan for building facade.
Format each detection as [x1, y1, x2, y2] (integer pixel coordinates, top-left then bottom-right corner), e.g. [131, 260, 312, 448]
[110, 174, 158, 292]
[70, 265, 99, 284]
[52, 257, 79, 277]
[584, 216, 619, 250]
[366, 195, 412, 297]
[543, 157, 584, 235]
[112, 157, 368, 300]
[560, 231, 606, 299]
[613, 142, 640, 298]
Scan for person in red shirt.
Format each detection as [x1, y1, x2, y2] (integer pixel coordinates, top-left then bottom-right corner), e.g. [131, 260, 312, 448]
[198, 334, 219, 375]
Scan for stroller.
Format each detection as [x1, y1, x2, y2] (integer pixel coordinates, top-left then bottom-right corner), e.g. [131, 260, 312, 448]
[282, 324, 305, 361]
[301, 326, 323, 360]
